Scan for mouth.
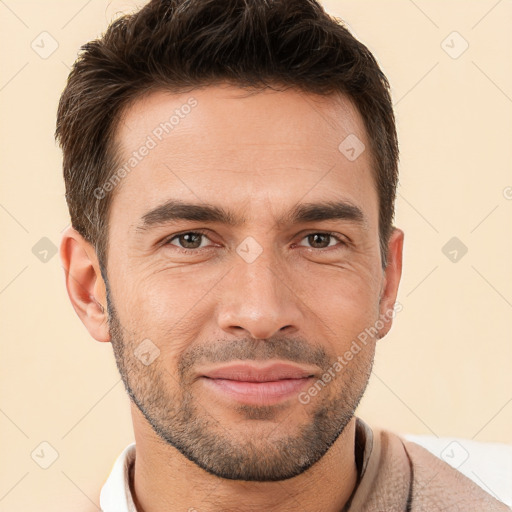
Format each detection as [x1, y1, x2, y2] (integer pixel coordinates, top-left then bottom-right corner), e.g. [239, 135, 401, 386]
[198, 362, 317, 406]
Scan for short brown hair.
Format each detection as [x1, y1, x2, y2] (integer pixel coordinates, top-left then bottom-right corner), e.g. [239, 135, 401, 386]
[56, 0, 399, 271]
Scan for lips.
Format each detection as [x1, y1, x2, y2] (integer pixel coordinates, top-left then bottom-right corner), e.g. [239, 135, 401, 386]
[198, 362, 317, 406]
[200, 362, 316, 382]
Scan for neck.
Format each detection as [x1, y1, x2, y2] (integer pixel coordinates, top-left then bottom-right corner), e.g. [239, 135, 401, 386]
[130, 405, 358, 512]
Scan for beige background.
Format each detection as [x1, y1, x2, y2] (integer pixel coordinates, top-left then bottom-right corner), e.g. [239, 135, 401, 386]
[0, 0, 511, 510]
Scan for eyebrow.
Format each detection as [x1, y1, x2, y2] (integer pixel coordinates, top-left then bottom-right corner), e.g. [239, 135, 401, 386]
[135, 198, 366, 233]
[136, 200, 239, 233]
[281, 200, 366, 228]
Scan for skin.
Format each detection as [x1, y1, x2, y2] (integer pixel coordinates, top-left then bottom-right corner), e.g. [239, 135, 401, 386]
[60, 84, 403, 512]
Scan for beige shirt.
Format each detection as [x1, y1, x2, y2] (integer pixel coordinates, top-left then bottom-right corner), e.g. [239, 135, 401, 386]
[345, 418, 510, 511]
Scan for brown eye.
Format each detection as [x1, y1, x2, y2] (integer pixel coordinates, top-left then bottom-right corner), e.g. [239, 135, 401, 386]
[168, 232, 208, 250]
[307, 233, 331, 248]
[298, 232, 342, 249]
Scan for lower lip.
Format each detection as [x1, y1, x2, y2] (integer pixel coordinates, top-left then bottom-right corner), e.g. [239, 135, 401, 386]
[201, 377, 313, 406]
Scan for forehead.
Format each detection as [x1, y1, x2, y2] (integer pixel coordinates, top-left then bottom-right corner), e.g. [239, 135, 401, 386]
[109, 85, 376, 232]
[117, 85, 367, 154]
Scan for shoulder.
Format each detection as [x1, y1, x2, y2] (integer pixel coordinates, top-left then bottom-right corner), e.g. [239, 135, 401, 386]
[400, 436, 511, 511]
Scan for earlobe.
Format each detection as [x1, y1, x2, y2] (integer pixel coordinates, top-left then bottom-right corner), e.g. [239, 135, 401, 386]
[60, 226, 111, 343]
[377, 228, 404, 339]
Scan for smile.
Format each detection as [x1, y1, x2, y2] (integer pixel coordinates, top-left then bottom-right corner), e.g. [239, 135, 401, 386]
[198, 362, 317, 406]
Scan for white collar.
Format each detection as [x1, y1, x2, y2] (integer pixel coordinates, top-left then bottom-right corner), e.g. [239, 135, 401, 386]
[100, 443, 138, 512]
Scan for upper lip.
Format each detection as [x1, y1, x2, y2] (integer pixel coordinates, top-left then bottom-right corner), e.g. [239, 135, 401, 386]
[199, 362, 317, 382]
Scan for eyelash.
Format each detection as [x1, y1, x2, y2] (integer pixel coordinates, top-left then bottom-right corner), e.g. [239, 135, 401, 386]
[163, 230, 347, 253]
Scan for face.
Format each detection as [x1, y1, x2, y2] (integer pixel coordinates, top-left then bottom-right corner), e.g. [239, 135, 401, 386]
[102, 85, 401, 481]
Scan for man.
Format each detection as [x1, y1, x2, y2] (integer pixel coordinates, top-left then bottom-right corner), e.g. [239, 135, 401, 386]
[56, 0, 510, 510]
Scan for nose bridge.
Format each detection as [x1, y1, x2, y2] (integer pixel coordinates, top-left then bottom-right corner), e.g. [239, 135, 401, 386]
[216, 241, 302, 340]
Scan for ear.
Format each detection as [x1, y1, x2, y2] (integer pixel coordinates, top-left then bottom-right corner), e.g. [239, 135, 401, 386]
[60, 226, 110, 342]
[377, 228, 404, 339]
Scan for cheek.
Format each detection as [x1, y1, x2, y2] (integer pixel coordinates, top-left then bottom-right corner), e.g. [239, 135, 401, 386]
[297, 266, 381, 349]
[114, 269, 223, 355]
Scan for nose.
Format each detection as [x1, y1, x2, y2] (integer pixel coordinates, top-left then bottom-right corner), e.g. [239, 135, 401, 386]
[216, 251, 304, 340]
